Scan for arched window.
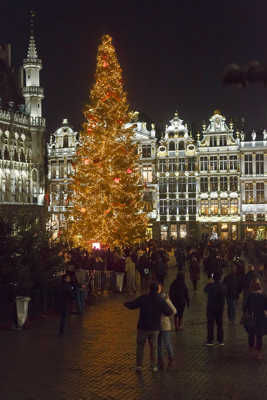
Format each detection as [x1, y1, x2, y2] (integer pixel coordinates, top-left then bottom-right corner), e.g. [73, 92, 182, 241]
[169, 141, 175, 151]
[20, 151, 26, 163]
[4, 147, 9, 160]
[14, 149, 19, 161]
[63, 135, 68, 148]
[179, 141, 185, 150]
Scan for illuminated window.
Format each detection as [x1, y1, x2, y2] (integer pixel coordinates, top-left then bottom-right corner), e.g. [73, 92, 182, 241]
[256, 154, 264, 175]
[159, 159, 167, 172]
[220, 176, 228, 191]
[230, 176, 238, 191]
[170, 224, 177, 239]
[229, 155, 238, 170]
[245, 183, 253, 203]
[210, 156, 217, 171]
[169, 158, 177, 172]
[219, 156, 228, 171]
[161, 231, 167, 241]
[246, 214, 254, 222]
[221, 199, 228, 215]
[188, 157, 195, 171]
[59, 160, 64, 178]
[180, 224, 187, 238]
[51, 161, 57, 178]
[178, 158, 185, 171]
[200, 156, 208, 171]
[230, 199, 238, 215]
[160, 200, 167, 215]
[142, 166, 153, 183]
[200, 177, 208, 192]
[168, 178, 177, 193]
[257, 214, 265, 222]
[210, 199, 218, 215]
[169, 200, 177, 215]
[245, 154, 253, 175]
[256, 182, 264, 203]
[142, 145, 151, 158]
[200, 200, 209, 215]
[210, 177, 218, 191]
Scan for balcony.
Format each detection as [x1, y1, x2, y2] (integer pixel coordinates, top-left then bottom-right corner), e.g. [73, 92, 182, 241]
[23, 87, 44, 97]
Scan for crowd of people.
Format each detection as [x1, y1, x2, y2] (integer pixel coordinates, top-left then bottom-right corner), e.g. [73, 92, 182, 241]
[58, 239, 267, 368]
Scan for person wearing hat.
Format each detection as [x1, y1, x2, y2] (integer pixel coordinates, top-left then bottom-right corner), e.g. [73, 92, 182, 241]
[204, 273, 226, 346]
[124, 282, 173, 372]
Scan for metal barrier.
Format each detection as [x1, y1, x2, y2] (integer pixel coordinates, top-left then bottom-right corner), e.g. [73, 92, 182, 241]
[88, 270, 115, 294]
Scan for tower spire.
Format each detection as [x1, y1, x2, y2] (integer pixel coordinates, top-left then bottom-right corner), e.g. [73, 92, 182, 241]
[26, 10, 38, 59]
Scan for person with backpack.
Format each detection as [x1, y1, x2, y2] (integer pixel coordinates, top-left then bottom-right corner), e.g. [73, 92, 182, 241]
[204, 273, 226, 346]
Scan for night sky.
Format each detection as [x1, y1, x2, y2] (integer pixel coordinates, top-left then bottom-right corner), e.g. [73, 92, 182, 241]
[1, 1, 267, 136]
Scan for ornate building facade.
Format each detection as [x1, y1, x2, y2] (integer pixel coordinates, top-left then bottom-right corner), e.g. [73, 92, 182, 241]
[47, 110, 267, 241]
[0, 32, 46, 224]
[47, 119, 79, 232]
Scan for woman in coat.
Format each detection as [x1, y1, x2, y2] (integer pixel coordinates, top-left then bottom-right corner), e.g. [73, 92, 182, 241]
[169, 272, 190, 330]
[244, 279, 267, 360]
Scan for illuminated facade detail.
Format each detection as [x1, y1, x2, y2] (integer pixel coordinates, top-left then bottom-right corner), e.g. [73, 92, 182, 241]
[48, 111, 266, 240]
[240, 136, 267, 239]
[0, 31, 46, 218]
[47, 119, 79, 231]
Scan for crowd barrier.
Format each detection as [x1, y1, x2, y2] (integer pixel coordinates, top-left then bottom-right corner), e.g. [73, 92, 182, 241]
[88, 270, 116, 294]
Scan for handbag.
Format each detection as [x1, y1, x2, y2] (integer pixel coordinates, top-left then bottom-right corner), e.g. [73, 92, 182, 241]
[243, 312, 256, 333]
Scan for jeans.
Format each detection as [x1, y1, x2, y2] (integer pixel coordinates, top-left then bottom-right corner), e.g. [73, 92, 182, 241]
[158, 331, 174, 361]
[248, 332, 263, 351]
[207, 309, 224, 343]
[226, 296, 236, 322]
[115, 273, 125, 292]
[76, 288, 86, 313]
[136, 329, 159, 368]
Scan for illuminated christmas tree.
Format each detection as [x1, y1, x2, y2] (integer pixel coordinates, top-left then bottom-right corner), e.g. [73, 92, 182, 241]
[67, 34, 148, 249]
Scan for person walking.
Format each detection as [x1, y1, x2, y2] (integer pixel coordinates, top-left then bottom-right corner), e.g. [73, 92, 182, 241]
[169, 272, 190, 331]
[204, 273, 226, 346]
[223, 265, 239, 324]
[125, 250, 136, 294]
[158, 290, 177, 370]
[112, 250, 125, 293]
[124, 282, 173, 372]
[189, 256, 200, 291]
[57, 274, 73, 336]
[244, 280, 267, 360]
[74, 266, 89, 314]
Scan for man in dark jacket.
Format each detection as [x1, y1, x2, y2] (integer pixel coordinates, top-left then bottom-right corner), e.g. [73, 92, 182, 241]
[124, 282, 172, 372]
[204, 273, 226, 346]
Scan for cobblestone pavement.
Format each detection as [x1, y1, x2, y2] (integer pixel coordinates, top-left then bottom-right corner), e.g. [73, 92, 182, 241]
[1, 256, 266, 400]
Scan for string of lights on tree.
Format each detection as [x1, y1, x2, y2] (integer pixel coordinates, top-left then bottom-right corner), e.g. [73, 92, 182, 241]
[66, 34, 148, 250]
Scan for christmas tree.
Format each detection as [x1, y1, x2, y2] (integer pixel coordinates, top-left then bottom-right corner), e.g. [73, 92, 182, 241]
[67, 34, 148, 250]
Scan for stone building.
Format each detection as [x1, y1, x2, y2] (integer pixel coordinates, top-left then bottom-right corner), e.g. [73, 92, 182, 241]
[0, 33, 46, 226]
[47, 119, 79, 233]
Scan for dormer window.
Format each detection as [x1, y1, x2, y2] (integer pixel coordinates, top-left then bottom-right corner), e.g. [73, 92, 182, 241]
[169, 141, 175, 151]
[142, 145, 151, 158]
[63, 135, 69, 148]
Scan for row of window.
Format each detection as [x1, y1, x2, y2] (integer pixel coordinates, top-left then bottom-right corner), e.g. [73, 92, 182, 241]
[159, 198, 239, 215]
[157, 176, 239, 193]
[244, 182, 265, 203]
[49, 160, 73, 179]
[142, 152, 265, 175]
[0, 147, 28, 162]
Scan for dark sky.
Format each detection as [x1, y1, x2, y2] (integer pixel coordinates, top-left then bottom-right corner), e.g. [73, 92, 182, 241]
[1, 1, 267, 135]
